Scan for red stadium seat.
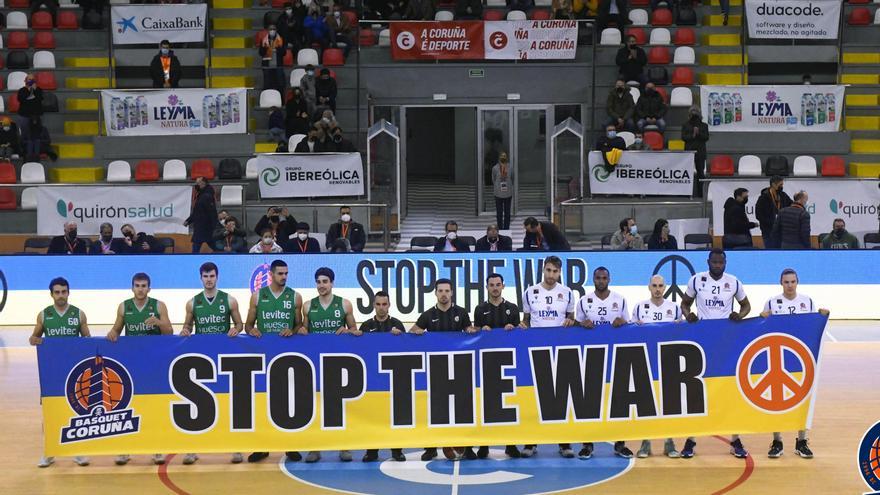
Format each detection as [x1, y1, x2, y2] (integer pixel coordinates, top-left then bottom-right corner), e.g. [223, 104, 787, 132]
[0, 57, 4, 70]
[33, 32, 57, 49]
[483, 10, 505, 21]
[0, 188, 16, 210]
[135, 160, 160, 182]
[282, 50, 294, 67]
[849, 0, 869, 4]
[848, 8, 871, 25]
[272, 0, 285, 7]
[36, 72, 57, 91]
[57, 11, 80, 30]
[322, 48, 345, 66]
[710, 155, 735, 176]
[648, 47, 670, 64]
[359, 28, 376, 46]
[655, 86, 668, 103]
[651, 8, 673, 26]
[8, 94, 20, 112]
[671, 67, 694, 85]
[0, 161, 17, 183]
[631, 0, 649, 5]
[327, 69, 337, 80]
[644, 131, 664, 150]
[626, 28, 647, 45]
[673, 27, 696, 45]
[8, 0, 30, 7]
[190, 159, 215, 180]
[255, 29, 268, 47]
[821, 156, 846, 176]
[7, 32, 29, 49]
[530, 9, 551, 20]
[31, 11, 54, 30]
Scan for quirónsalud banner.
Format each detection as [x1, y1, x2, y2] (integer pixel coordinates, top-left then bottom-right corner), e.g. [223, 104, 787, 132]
[588, 151, 694, 196]
[38, 314, 826, 456]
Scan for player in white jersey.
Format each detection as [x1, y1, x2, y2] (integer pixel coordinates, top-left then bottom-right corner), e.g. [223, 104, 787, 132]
[574, 267, 633, 459]
[680, 248, 752, 459]
[760, 268, 829, 460]
[632, 275, 682, 459]
[519, 256, 575, 459]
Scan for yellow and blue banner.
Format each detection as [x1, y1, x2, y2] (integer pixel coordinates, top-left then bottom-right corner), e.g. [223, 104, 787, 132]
[38, 314, 827, 456]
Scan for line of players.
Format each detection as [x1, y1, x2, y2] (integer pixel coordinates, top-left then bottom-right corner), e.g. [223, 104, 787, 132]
[30, 248, 827, 468]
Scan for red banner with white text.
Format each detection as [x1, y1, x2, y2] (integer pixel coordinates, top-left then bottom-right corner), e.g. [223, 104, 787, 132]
[390, 21, 484, 60]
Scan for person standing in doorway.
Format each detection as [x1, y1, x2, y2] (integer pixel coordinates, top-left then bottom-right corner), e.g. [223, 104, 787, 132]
[492, 152, 513, 230]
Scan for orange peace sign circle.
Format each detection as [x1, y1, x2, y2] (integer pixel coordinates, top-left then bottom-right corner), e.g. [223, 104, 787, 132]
[736, 333, 816, 413]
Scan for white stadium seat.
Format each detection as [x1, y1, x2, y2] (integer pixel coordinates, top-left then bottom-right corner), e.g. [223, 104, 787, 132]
[220, 185, 243, 206]
[21, 187, 38, 210]
[629, 9, 649, 26]
[290, 68, 306, 87]
[33, 51, 57, 69]
[875, 8, 880, 24]
[617, 131, 636, 148]
[259, 90, 282, 109]
[297, 48, 319, 67]
[600, 28, 622, 46]
[107, 160, 132, 182]
[670, 87, 693, 107]
[289, 134, 307, 151]
[507, 10, 527, 21]
[793, 156, 818, 176]
[21, 162, 46, 184]
[435, 11, 454, 21]
[7, 12, 28, 30]
[738, 155, 762, 176]
[246, 158, 259, 179]
[486, 0, 506, 5]
[162, 159, 187, 181]
[628, 86, 641, 104]
[649, 28, 671, 45]
[0, 97, 5, 113]
[7, 72, 27, 91]
[673, 46, 695, 65]
[378, 29, 391, 47]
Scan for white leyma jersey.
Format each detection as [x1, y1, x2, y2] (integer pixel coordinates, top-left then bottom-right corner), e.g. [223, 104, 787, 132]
[764, 293, 815, 315]
[685, 271, 747, 320]
[522, 283, 575, 328]
[576, 291, 628, 326]
[632, 299, 681, 323]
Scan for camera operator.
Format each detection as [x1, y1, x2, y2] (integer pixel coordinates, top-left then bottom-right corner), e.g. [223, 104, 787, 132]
[254, 206, 297, 241]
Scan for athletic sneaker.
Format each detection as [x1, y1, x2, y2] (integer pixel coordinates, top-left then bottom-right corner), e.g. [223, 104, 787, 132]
[339, 450, 352, 462]
[182, 454, 199, 465]
[520, 445, 537, 458]
[463, 448, 478, 460]
[559, 444, 575, 458]
[680, 439, 696, 459]
[664, 439, 680, 458]
[421, 448, 438, 461]
[115, 455, 131, 465]
[362, 450, 379, 462]
[614, 441, 634, 459]
[391, 449, 406, 462]
[74, 456, 90, 466]
[768, 440, 783, 458]
[247, 452, 269, 463]
[305, 451, 321, 463]
[578, 443, 593, 459]
[152, 454, 166, 465]
[730, 439, 749, 458]
[505, 445, 521, 458]
[285, 451, 302, 462]
[476, 446, 489, 459]
[231, 453, 244, 464]
[637, 440, 652, 458]
[37, 456, 55, 468]
[795, 439, 814, 459]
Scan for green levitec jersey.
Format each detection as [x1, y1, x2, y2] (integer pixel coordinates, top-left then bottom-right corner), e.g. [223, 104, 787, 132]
[307, 295, 346, 334]
[123, 297, 162, 336]
[41, 305, 82, 337]
[256, 286, 297, 334]
[192, 290, 231, 334]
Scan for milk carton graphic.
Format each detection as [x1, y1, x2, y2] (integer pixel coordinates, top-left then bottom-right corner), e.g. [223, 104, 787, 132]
[722, 93, 734, 124]
[733, 93, 742, 122]
[109, 97, 124, 131]
[800, 93, 815, 126]
[826, 93, 835, 122]
[124, 97, 138, 128]
[217, 94, 230, 126]
[229, 93, 240, 123]
[136, 96, 148, 126]
[202, 95, 217, 129]
[815, 94, 827, 125]
[709, 92, 722, 126]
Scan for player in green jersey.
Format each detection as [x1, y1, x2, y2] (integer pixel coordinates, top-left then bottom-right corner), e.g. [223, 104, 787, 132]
[301, 267, 359, 463]
[106, 272, 172, 466]
[179, 262, 245, 465]
[31, 277, 91, 468]
[244, 260, 305, 464]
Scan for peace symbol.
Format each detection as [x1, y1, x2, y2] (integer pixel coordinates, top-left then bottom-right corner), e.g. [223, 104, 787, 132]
[736, 334, 816, 413]
[652, 255, 696, 302]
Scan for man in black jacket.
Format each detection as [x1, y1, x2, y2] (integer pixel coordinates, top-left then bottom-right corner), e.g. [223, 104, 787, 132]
[89, 222, 125, 255]
[254, 206, 297, 241]
[118, 223, 165, 254]
[475, 225, 513, 252]
[149, 40, 182, 89]
[294, 125, 332, 152]
[47, 221, 88, 254]
[285, 222, 321, 253]
[754, 176, 792, 249]
[615, 34, 646, 87]
[681, 106, 709, 198]
[772, 190, 811, 249]
[184, 177, 218, 253]
[635, 82, 667, 133]
[433, 220, 471, 252]
[523, 217, 570, 251]
[326, 206, 366, 252]
[722, 188, 757, 249]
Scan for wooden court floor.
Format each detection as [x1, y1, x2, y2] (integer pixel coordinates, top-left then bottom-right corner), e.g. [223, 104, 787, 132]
[2, 342, 876, 495]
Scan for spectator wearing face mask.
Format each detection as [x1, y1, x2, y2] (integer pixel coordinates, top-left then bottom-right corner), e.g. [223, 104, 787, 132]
[595, 123, 627, 152]
[304, 4, 331, 50]
[17, 74, 44, 126]
[48, 220, 87, 254]
[315, 68, 337, 114]
[329, 126, 356, 152]
[118, 223, 164, 254]
[300, 64, 318, 116]
[268, 106, 285, 144]
[254, 206, 297, 240]
[278, 1, 307, 54]
[754, 176, 792, 249]
[260, 25, 287, 93]
[21, 116, 56, 162]
[615, 34, 647, 87]
[295, 125, 332, 152]
[250, 228, 285, 254]
[475, 225, 513, 252]
[821, 218, 859, 249]
[326, 206, 366, 252]
[611, 217, 645, 250]
[635, 82, 667, 133]
[0, 117, 22, 161]
[434, 221, 471, 252]
[492, 152, 513, 230]
[212, 215, 248, 253]
[681, 106, 709, 198]
[184, 177, 219, 254]
[627, 132, 652, 151]
[285, 87, 310, 138]
[90, 222, 125, 255]
[646, 218, 678, 250]
[286, 222, 321, 253]
[149, 40, 182, 88]
[723, 188, 758, 249]
[326, 4, 353, 58]
[606, 79, 635, 132]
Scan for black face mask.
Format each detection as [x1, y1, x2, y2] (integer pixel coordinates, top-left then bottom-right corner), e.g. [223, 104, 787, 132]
[488, 236, 498, 243]
[124, 231, 135, 239]
[333, 134, 342, 143]
[833, 228, 845, 236]
[616, 87, 625, 93]
[269, 215, 280, 223]
[67, 229, 78, 240]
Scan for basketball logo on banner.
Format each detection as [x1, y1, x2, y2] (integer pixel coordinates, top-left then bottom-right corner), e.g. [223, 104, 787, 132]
[858, 421, 880, 494]
[736, 333, 815, 413]
[61, 354, 140, 443]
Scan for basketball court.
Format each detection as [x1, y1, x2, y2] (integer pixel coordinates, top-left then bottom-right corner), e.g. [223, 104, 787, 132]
[3, 322, 877, 495]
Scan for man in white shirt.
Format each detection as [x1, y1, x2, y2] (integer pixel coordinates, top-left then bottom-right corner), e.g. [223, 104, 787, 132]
[680, 248, 752, 459]
[519, 255, 576, 459]
[632, 275, 681, 459]
[575, 267, 633, 460]
[760, 268, 829, 460]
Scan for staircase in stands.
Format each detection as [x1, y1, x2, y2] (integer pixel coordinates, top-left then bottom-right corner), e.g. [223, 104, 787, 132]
[842, 1, 880, 179]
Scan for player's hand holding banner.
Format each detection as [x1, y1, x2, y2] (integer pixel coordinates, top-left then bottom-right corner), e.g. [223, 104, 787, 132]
[37, 314, 827, 456]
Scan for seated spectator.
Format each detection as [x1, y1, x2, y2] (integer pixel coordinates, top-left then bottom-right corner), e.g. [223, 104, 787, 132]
[149, 40, 182, 89]
[260, 25, 286, 93]
[48, 221, 87, 254]
[611, 217, 645, 250]
[615, 34, 647, 87]
[212, 216, 248, 253]
[119, 223, 165, 254]
[523, 216, 571, 251]
[821, 218, 859, 249]
[599, 0, 628, 37]
[627, 131, 652, 150]
[304, 4, 331, 50]
[326, 4, 354, 58]
[0, 118, 21, 161]
[315, 68, 338, 114]
[30, 0, 58, 20]
[254, 206, 297, 240]
[475, 225, 513, 252]
[606, 79, 635, 132]
[300, 65, 318, 116]
[90, 222, 124, 255]
[278, 1, 307, 54]
[326, 205, 366, 252]
[22, 117, 56, 162]
[646, 218, 678, 250]
[78, 0, 104, 16]
[268, 107, 286, 145]
[456, 0, 483, 19]
[434, 220, 471, 252]
[404, 0, 435, 20]
[285, 88, 311, 138]
[286, 222, 321, 253]
[295, 125, 332, 152]
[723, 188, 757, 249]
[595, 123, 627, 151]
[250, 228, 285, 254]
[552, 0, 574, 19]
[507, 0, 535, 13]
[17, 74, 44, 126]
[365, 0, 406, 20]
[329, 126, 356, 152]
[635, 82, 667, 133]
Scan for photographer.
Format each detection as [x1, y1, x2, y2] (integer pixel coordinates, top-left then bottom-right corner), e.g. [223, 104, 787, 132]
[254, 206, 297, 241]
